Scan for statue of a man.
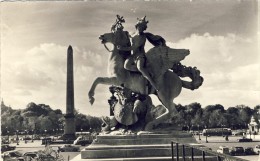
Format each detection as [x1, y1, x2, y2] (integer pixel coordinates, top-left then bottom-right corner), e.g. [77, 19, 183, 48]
[117, 16, 164, 92]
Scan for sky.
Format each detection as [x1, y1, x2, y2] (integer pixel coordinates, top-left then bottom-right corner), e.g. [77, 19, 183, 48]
[1, 0, 259, 117]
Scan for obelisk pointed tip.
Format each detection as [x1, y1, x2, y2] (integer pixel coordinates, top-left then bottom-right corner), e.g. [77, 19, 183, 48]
[68, 45, 73, 53]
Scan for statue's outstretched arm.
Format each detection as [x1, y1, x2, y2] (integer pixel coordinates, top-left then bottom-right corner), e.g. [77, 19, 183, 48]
[145, 32, 166, 47]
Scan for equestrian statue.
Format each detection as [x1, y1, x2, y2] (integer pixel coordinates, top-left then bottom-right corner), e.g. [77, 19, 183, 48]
[88, 15, 203, 132]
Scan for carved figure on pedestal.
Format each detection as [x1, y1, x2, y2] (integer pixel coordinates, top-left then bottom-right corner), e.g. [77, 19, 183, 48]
[102, 85, 170, 133]
[101, 86, 155, 133]
[88, 15, 203, 132]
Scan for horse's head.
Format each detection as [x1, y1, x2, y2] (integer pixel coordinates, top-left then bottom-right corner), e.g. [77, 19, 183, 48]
[99, 32, 115, 45]
[100, 30, 131, 45]
[99, 30, 131, 55]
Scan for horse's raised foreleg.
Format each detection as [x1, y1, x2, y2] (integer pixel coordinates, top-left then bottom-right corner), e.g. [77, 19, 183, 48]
[88, 77, 121, 105]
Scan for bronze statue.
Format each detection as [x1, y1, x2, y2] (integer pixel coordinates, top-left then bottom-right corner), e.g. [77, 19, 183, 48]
[88, 15, 203, 132]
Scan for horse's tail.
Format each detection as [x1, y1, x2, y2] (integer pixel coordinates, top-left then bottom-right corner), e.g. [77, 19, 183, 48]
[171, 63, 204, 90]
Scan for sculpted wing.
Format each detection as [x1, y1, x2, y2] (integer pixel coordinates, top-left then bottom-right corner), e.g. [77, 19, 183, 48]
[146, 46, 190, 79]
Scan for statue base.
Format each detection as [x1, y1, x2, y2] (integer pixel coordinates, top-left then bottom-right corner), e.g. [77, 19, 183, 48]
[81, 130, 199, 160]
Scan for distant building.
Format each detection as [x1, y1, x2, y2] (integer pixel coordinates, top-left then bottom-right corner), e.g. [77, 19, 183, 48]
[248, 110, 260, 134]
[1, 98, 6, 108]
[1, 98, 11, 109]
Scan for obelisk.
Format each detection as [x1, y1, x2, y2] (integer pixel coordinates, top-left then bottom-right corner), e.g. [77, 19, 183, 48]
[63, 45, 76, 140]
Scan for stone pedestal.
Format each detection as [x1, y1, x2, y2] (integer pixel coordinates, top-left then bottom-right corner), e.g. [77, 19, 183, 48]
[93, 131, 196, 145]
[81, 131, 202, 160]
[64, 116, 75, 135]
[62, 114, 76, 140]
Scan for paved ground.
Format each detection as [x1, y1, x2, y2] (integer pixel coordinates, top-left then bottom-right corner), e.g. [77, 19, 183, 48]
[193, 135, 260, 161]
[9, 135, 260, 161]
[9, 140, 81, 160]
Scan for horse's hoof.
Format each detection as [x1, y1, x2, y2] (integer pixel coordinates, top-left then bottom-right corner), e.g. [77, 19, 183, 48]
[89, 97, 95, 105]
[88, 91, 94, 97]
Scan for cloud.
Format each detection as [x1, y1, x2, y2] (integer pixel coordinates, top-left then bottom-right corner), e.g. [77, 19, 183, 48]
[168, 33, 257, 72]
[169, 33, 259, 108]
[1, 43, 110, 114]
[0, 22, 13, 39]
[13, 89, 32, 96]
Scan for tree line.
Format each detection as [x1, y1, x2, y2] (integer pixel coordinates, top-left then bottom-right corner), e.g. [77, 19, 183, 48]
[1, 102, 260, 135]
[1, 102, 102, 135]
[172, 103, 260, 130]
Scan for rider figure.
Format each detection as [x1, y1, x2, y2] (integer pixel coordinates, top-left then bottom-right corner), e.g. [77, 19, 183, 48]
[117, 16, 159, 92]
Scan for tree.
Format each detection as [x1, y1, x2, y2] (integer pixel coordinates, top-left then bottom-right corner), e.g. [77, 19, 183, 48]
[171, 110, 186, 126]
[204, 104, 225, 113]
[185, 102, 202, 117]
[88, 116, 102, 131]
[237, 105, 253, 127]
[38, 116, 54, 132]
[9, 115, 24, 131]
[226, 107, 239, 115]
[175, 104, 185, 112]
[54, 109, 62, 115]
[191, 109, 203, 126]
[225, 107, 239, 128]
[208, 110, 220, 128]
[254, 105, 260, 111]
[24, 102, 50, 116]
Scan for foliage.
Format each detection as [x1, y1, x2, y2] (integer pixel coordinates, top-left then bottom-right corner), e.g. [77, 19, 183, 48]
[1, 101, 259, 134]
[1, 102, 102, 135]
[170, 103, 260, 130]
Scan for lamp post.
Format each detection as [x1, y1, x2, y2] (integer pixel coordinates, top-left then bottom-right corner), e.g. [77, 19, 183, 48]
[5, 127, 8, 143]
[24, 130, 27, 143]
[44, 129, 47, 147]
[31, 130, 34, 142]
[16, 130, 19, 145]
[7, 130, 10, 144]
[81, 128, 83, 135]
[53, 129, 55, 141]
[198, 125, 201, 140]
[205, 126, 208, 143]
[221, 124, 224, 136]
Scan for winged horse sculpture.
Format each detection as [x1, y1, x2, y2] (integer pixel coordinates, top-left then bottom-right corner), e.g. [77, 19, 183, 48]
[88, 15, 203, 130]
